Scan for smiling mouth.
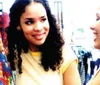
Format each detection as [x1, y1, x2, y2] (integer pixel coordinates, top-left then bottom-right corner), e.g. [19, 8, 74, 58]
[32, 33, 45, 40]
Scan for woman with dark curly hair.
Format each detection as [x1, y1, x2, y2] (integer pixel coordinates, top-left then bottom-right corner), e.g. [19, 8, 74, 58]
[6, 0, 81, 85]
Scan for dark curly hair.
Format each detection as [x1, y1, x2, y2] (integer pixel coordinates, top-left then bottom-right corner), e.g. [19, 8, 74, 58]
[6, 0, 65, 74]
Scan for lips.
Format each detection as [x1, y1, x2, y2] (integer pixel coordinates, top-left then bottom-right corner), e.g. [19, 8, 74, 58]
[32, 33, 45, 40]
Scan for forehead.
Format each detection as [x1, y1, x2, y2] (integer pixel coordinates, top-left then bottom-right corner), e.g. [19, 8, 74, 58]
[96, 7, 100, 13]
[95, 7, 100, 17]
[21, 2, 47, 18]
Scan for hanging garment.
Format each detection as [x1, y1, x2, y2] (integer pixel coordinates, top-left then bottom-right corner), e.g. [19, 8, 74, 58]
[0, 53, 15, 85]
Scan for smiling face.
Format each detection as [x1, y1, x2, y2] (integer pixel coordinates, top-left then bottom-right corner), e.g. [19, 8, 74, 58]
[90, 7, 100, 49]
[19, 2, 50, 51]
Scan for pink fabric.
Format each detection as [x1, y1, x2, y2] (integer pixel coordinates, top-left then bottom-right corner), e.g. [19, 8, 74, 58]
[0, 12, 9, 29]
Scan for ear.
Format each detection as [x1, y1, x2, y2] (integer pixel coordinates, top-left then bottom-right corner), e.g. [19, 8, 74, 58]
[17, 26, 21, 30]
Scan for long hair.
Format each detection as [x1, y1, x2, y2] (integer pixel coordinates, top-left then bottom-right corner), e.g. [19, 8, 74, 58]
[7, 0, 65, 74]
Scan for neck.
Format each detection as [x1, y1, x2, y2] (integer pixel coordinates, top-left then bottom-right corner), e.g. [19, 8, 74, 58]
[29, 46, 39, 52]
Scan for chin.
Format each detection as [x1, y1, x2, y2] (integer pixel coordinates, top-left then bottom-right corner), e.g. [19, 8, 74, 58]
[36, 41, 45, 46]
[94, 44, 100, 49]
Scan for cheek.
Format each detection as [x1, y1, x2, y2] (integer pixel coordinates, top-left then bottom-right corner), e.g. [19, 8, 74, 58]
[22, 29, 32, 39]
[45, 26, 50, 36]
[21, 26, 33, 34]
[98, 24, 100, 29]
[97, 21, 100, 27]
[23, 30, 31, 36]
[46, 25, 50, 31]
[45, 22, 50, 31]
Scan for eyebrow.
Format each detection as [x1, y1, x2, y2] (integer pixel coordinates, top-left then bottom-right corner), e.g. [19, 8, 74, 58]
[25, 18, 33, 21]
[24, 15, 46, 20]
[41, 15, 46, 18]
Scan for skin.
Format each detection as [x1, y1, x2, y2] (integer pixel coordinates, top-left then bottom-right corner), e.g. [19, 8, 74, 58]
[18, 2, 50, 52]
[17, 2, 81, 85]
[88, 70, 100, 85]
[63, 61, 81, 85]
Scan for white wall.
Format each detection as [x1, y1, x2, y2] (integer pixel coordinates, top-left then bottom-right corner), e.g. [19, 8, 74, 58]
[62, 0, 100, 44]
[1, 0, 15, 13]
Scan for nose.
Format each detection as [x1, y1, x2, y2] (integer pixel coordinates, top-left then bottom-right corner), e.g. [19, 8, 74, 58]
[33, 21, 43, 31]
[90, 23, 96, 30]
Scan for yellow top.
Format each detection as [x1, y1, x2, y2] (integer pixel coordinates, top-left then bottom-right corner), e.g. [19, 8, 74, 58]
[15, 45, 78, 85]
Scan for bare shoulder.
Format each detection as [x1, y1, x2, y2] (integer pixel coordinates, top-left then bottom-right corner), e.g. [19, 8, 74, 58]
[87, 69, 100, 85]
[63, 60, 81, 85]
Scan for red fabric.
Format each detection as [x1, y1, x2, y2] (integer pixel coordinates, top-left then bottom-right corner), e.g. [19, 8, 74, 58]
[0, 12, 9, 47]
[0, 12, 9, 29]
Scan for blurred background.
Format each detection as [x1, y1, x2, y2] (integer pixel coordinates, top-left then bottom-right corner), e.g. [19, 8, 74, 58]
[0, 0, 100, 85]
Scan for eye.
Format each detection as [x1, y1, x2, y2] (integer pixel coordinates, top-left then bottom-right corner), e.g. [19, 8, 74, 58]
[96, 13, 100, 21]
[41, 17, 47, 22]
[96, 17, 100, 21]
[25, 20, 34, 25]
